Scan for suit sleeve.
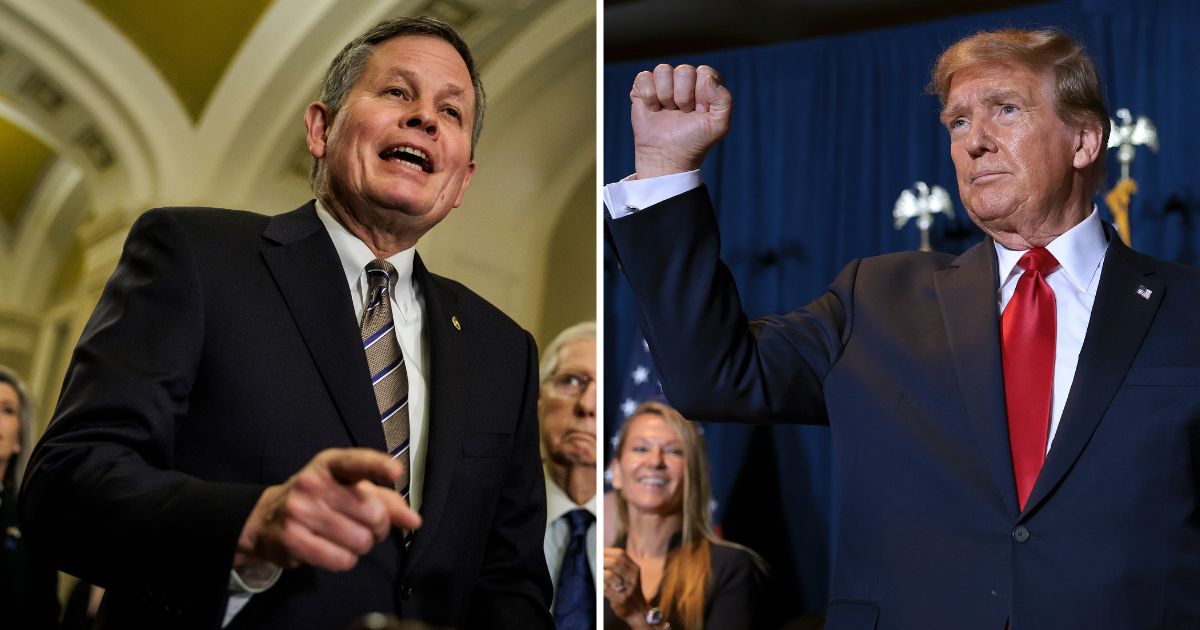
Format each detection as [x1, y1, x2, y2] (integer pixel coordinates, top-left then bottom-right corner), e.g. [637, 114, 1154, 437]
[466, 330, 555, 628]
[605, 185, 857, 424]
[19, 209, 264, 625]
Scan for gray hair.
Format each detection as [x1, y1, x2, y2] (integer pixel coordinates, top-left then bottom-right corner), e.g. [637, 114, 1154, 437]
[310, 15, 486, 190]
[539, 321, 596, 385]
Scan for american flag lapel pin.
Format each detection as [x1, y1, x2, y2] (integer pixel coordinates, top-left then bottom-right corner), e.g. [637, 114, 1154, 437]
[1136, 285, 1152, 300]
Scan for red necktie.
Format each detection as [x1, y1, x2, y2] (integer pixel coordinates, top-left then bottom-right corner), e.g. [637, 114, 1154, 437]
[1001, 247, 1059, 510]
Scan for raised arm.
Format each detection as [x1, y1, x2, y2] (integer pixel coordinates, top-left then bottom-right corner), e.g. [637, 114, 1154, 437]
[607, 66, 855, 425]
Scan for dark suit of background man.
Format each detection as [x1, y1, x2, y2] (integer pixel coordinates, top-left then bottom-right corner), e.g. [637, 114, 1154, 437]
[21, 16, 553, 630]
[537, 322, 597, 630]
[604, 28, 1200, 630]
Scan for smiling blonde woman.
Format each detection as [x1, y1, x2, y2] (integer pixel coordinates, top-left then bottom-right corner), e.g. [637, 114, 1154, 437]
[603, 401, 765, 629]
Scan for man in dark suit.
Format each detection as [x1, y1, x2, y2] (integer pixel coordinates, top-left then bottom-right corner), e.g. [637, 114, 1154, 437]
[21, 16, 552, 630]
[604, 28, 1200, 630]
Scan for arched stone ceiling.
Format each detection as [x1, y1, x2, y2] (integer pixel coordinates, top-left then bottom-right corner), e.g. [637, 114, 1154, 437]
[0, 115, 53, 234]
[83, 0, 274, 122]
[0, 0, 597, 347]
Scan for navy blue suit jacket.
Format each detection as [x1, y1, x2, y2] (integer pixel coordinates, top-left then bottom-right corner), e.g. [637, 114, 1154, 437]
[606, 186, 1200, 630]
[21, 202, 553, 630]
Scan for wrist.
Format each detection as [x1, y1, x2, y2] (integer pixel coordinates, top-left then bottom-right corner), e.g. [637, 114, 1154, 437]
[234, 485, 279, 568]
[621, 604, 649, 628]
[622, 605, 671, 630]
[634, 150, 699, 180]
[643, 606, 671, 628]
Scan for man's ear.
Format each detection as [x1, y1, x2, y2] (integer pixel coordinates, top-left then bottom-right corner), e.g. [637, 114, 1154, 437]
[305, 102, 332, 159]
[451, 161, 476, 208]
[1073, 122, 1104, 170]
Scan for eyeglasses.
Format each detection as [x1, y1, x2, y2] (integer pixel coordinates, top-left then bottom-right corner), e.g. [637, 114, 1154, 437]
[548, 372, 594, 398]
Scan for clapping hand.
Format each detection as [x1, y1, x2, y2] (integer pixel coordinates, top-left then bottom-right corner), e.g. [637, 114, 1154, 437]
[604, 547, 650, 625]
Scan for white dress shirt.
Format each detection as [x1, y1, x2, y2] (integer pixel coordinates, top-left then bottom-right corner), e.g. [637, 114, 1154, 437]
[604, 173, 1110, 456]
[603, 170, 702, 220]
[543, 469, 597, 606]
[316, 201, 431, 511]
[995, 208, 1108, 452]
[225, 201, 433, 626]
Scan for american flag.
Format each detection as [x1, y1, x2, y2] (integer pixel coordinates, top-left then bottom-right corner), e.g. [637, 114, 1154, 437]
[617, 337, 665, 420]
[606, 336, 664, 489]
[607, 336, 716, 531]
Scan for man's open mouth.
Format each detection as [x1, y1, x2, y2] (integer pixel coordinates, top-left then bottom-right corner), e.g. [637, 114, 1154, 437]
[380, 146, 432, 173]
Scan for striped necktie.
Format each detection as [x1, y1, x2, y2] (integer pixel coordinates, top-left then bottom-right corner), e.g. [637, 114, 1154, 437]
[361, 259, 410, 499]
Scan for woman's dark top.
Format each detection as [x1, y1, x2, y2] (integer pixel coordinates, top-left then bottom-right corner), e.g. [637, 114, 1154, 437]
[1, 481, 60, 630]
[603, 537, 764, 629]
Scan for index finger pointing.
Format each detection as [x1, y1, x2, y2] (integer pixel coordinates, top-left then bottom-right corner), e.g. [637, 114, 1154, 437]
[323, 448, 403, 485]
[358, 481, 423, 531]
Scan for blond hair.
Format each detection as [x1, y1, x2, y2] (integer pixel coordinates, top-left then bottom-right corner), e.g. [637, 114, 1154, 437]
[613, 401, 764, 629]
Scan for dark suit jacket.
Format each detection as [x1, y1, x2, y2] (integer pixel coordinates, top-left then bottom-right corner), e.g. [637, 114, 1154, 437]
[20, 202, 553, 630]
[606, 186, 1200, 630]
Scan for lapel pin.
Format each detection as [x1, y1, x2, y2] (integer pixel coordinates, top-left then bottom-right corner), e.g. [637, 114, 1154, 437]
[1136, 285, 1153, 300]
[451, 315, 461, 330]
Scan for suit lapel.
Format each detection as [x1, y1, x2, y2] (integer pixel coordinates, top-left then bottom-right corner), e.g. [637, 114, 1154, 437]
[260, 202, 385, 451]
[406, 254, 466, 569]
[1021, 237, 1163, 516]
[934, 240, 1019, 514]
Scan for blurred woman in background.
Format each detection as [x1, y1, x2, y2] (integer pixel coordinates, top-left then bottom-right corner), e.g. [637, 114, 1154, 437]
[0, 366, 60, 629]
[603, 401, 765, 629]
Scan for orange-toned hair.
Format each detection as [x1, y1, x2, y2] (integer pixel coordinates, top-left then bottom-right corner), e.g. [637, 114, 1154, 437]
[931, 28, 1110, 189]
[612, 401, 764, 629]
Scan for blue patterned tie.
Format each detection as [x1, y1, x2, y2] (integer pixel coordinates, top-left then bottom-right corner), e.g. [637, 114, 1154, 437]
[553, 509, 595, 630]
[361, 260, 410, 499]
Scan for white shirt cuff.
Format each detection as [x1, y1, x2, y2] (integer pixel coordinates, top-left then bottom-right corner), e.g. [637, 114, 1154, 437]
[223, 564, 282, 627]
[604, 170, 702, 219]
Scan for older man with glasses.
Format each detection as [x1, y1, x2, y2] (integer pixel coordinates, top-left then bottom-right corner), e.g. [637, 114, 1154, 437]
[537, 321, 597, 630]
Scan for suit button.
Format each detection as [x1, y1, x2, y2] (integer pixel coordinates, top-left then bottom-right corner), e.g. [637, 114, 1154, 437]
[1012, 526, 1030, 543]
[399, 583, 413, 600]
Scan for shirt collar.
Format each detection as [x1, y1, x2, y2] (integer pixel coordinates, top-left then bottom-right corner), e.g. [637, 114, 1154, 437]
[544, 466, 597, 524]
[994, 205, 1109, 293]
[315, 200, 416, 306]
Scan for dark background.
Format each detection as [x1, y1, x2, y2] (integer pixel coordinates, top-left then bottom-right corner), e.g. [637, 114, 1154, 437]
[604, 0, 1200, 625]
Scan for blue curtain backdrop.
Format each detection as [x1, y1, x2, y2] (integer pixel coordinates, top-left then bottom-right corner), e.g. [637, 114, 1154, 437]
[604, 0, 1200, 622]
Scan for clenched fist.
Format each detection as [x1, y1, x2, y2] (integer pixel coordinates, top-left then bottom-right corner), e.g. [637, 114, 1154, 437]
[631, 64, 732, 179]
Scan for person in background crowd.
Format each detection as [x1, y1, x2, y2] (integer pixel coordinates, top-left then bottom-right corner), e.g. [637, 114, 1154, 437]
[0, 366, 59, 629]
[604, 401, 765, 629]
[537, 321, 598, 630]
